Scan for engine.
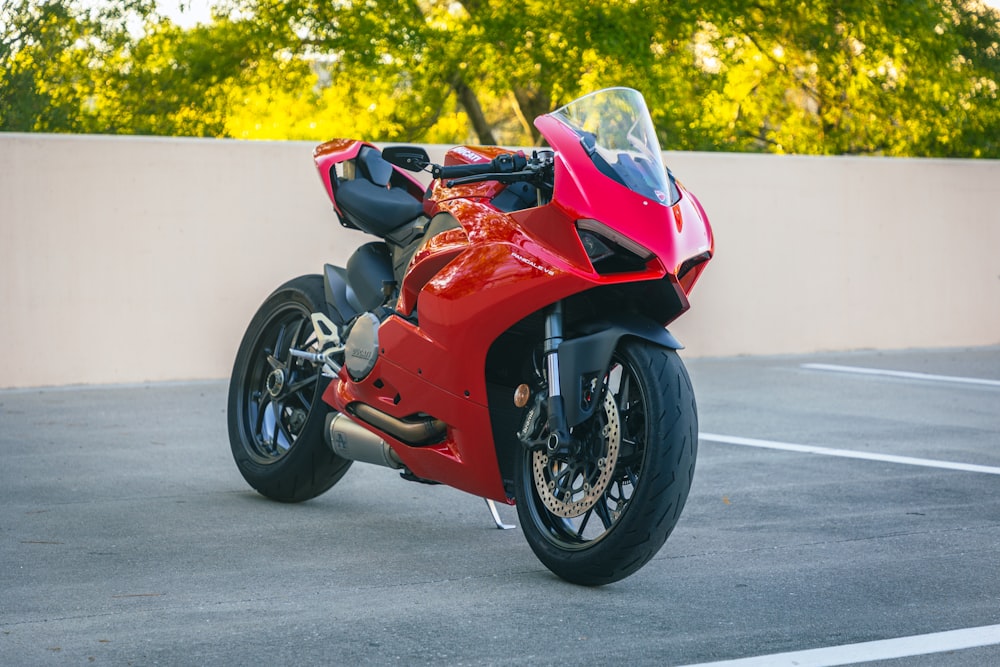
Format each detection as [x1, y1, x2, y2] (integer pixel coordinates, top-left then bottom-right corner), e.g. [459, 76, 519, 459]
[344, 312, 380, 381]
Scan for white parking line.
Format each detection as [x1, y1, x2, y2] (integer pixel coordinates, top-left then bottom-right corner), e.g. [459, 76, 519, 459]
[675, 623, 1000, 667]
[700, 433, 1000, 475]
[801, 363, 1000, 387]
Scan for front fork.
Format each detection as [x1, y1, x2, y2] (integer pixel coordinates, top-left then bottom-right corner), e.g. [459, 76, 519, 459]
[542, 302, 572, 455]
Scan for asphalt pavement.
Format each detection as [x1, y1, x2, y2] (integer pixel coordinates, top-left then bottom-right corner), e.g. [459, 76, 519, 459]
[2, 346, 999, 666]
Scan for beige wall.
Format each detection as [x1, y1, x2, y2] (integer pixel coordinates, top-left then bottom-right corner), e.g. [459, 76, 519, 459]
[1, 133, 998, 388]
[665, 151, 1000, 357]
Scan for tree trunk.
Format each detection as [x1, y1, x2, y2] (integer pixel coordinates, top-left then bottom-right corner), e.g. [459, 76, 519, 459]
[454, 80, 496, 145]
[512, 87, 550, 144]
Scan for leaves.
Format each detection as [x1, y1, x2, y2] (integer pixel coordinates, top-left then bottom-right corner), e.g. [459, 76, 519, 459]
[1, 0, 998, 156]
[691, 0, 1000, 156]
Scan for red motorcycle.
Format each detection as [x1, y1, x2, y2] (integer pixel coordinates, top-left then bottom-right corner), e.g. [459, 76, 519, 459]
[228, 88, 713, 585]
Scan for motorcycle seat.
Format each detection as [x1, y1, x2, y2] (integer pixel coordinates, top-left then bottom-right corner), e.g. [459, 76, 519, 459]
[334, 147, 423, 236]
[336, 178, 424, 236]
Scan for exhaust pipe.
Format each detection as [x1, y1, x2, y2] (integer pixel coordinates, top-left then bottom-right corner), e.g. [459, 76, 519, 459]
[325, 412, 402, 469]
[352, 403, 446, 445]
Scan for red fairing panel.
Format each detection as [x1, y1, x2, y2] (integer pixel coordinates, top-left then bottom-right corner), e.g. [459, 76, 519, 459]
[313, 139, 427, 214]
[313, 139, 363, 209]
[326, 346, 508, 501]
[324, 203, 591, 502]
[534, 114, 714, 291]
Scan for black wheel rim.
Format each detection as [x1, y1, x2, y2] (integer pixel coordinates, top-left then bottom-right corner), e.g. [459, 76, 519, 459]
[238, 303, 322, 466]
[526, 353, 648, 550]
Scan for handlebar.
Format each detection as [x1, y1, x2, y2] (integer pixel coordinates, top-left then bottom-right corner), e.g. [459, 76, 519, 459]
[432, 152, 529, 180]
[434, 161, 496, 179]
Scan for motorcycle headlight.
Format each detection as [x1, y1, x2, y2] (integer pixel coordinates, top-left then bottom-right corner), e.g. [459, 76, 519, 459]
[576, 219, 653, 274]
[578, 230, 615, 264]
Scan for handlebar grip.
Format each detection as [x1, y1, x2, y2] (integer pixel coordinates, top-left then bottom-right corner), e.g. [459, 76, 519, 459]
[435, 161, 497, 179]
[434, 152, 527, 180]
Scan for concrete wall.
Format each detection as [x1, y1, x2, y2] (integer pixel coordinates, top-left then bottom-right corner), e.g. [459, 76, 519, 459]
[1, 133, 998, 388]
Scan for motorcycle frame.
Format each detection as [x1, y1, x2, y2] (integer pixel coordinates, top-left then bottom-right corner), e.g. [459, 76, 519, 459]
[311, 116, 713, 504]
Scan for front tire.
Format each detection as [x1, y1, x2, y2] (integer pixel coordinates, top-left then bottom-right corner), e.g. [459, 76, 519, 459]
[227, 275, 351, 502]
[515, 340, 698, 585]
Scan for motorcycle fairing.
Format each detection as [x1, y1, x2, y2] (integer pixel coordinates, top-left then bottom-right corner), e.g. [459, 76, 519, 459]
[313, 139, 426, 234]
[396, 213, 468, 316]
[326, 318, 510, 501]
[318, 94, 714, 502]
[322, 207, 686, 501]
[534, 113, 714, 291]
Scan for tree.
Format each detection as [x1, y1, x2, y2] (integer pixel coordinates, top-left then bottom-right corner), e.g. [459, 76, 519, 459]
[215, 0, 999, 155]
[89, 17, 265, 136]
[0, 0, 155, 132]
[209, 0, 702, 145]
[3, 0, 998, 157]
[691, 0, 1000, 156]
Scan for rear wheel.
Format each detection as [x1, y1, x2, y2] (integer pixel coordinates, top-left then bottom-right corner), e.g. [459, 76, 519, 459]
[227, 275, 351, 502]
[514, 340, 698, 585]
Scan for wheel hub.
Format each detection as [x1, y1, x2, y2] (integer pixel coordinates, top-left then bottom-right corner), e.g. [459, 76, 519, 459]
[266, 368, 286, 398]
[532, 390, 621, 518]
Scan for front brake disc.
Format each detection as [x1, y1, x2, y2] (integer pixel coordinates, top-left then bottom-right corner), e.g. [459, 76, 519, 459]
[532, 391, 621, 518]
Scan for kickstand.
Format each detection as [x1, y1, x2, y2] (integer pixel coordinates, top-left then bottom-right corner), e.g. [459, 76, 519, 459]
[484, 498, 516, 530]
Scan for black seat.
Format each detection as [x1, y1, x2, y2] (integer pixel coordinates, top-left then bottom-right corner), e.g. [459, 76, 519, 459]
[337, 179, 424, 236]
[335, 147, 424, 237]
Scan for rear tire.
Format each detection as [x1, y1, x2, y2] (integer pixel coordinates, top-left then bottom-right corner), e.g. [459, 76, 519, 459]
[515, 340, 697, 585]
[227, 275, 351, 502]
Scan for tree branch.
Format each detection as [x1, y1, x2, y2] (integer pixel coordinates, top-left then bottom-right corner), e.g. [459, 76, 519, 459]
[453, 78, 496, 144]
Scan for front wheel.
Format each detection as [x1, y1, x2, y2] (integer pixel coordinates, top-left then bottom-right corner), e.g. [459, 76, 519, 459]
[227, 275, 351, 502]
[515, 340, 698, 585]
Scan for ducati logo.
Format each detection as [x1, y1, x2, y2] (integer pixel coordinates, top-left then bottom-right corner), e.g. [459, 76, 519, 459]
[453, 146, 488, 163]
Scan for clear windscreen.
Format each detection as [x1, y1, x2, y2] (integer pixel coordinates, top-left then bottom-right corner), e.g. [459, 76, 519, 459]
[550, 87, 677, 206]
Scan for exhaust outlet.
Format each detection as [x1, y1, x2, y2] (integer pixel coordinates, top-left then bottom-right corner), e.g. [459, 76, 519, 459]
[325, 412, 402, 469]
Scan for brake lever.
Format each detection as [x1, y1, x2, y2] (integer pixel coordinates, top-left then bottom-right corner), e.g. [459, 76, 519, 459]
[445, 170, 539, 188]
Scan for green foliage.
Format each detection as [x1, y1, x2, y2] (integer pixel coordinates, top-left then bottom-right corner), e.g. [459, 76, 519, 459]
[92, 18, 265, 135]
[693, 0, 1000, 156]
[1, 1, 95, 132]
[1, 0, 998, 157]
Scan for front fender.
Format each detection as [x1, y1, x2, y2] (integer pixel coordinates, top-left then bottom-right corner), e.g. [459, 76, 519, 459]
[558, 315, 683, 427]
